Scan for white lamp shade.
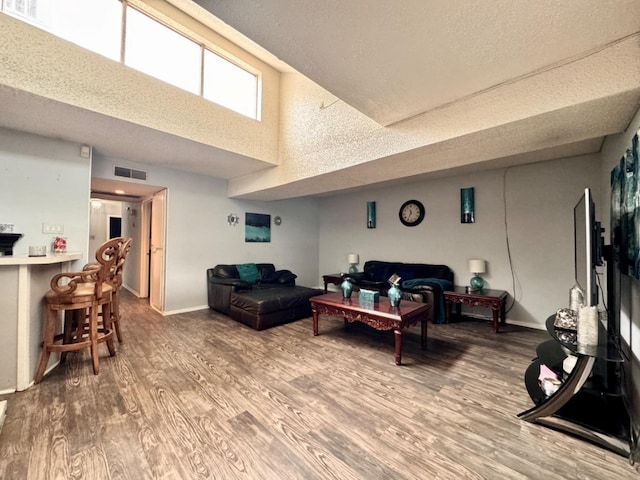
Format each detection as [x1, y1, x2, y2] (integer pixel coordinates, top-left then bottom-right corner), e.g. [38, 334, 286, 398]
[348, 253, 359, 264]
[468, 259, 486, 274]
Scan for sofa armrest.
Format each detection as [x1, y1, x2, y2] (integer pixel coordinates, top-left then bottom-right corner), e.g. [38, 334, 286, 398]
[207, 269, 251, 314]
[401, 278, 451, 324]
[344, 272, 367, 283]
[344, 273, 387, 291]
[208, 283, 232, 313]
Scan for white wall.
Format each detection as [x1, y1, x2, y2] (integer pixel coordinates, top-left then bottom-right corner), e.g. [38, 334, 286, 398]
[320, 154, 601, 330]
[0, 127, 91, 264]
[91, 154, 320, 313]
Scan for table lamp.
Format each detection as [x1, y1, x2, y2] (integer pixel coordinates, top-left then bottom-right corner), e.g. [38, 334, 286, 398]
[468, 259, 486, 291]
[348, 253, 359, 273]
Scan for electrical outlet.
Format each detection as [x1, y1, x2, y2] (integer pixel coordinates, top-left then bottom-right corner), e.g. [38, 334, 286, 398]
[42, 223, 64, 234]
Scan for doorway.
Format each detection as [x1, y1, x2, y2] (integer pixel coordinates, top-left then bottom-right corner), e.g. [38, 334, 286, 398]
[89, 181, 167, 312]
[108, 215, 122, 238]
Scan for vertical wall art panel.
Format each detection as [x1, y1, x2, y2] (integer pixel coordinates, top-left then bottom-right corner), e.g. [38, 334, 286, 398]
[367, 201, 376, 228]
[245, 212, 271, 242]
[461, 187, 475, 223]
[613, 134, 640, 278]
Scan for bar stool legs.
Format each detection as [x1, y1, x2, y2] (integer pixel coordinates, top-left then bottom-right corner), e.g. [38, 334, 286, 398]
[35, 301, 94, 383]
[35, 264, 116, 384]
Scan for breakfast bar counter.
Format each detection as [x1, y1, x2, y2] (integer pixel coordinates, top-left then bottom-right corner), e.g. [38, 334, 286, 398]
[0, 252, 82, 392]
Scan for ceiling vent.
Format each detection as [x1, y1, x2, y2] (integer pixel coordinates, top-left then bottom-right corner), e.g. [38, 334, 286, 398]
[114, 166, 147, 181]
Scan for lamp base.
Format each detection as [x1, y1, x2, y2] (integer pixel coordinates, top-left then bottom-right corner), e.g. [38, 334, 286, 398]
[470, 275, 484, 291]
[348, 265, 358, 274]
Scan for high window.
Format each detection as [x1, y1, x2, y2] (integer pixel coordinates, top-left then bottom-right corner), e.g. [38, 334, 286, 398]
[1, 0, 261, 120]
[203, 50, 259, 120]
[125, 7, 201, 95]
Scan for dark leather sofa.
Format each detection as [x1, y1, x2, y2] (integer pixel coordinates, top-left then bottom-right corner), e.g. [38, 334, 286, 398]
[345, 260, 454, 323]
[207, 263, 323, 330]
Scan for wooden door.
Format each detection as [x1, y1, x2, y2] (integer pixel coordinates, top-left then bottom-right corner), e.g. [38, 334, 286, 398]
[150, 190, 166, 312]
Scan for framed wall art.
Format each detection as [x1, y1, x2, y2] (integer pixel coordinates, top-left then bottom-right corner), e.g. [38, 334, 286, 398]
[461, 187, 475, 223]
[245, 213, 271, 242]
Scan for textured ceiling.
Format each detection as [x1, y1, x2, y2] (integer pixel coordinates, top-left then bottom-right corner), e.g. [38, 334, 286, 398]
[2, 0, 640, 200]
[195, 0, 640, 125]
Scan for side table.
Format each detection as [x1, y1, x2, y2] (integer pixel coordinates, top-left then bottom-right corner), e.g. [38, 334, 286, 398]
[322, 273, 344, 293]
[443, 287, 508, 332]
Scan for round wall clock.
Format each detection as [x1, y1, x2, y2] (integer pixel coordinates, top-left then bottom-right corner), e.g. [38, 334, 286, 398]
[273, 216, 282, 226]
[399, 200, 425, 226]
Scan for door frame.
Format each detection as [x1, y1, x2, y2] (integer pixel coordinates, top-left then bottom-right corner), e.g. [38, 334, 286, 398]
[139, 198, 152, 299]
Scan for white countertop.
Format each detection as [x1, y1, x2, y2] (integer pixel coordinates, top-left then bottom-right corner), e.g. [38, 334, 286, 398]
[0, 252, 82, 266]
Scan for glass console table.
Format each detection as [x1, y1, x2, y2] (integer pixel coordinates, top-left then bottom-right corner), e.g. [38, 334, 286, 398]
[518, 314, 637, 461]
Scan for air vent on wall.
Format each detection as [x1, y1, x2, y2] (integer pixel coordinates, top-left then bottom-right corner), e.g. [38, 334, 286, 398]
[114, 166, 147, 181]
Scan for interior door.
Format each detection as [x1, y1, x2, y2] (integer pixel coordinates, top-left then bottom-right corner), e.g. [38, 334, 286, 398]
[150, 190, 166, 312]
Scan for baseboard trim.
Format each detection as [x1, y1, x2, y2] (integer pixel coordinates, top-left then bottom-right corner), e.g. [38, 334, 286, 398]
[122, 285, 143, 298]
[162, 305, 209, 316]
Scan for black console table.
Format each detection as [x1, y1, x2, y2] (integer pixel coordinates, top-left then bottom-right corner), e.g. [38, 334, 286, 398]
[518, 314, 637, 460]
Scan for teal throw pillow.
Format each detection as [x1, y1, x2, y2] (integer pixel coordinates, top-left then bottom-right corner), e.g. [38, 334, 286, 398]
[236, 263, 260, 284]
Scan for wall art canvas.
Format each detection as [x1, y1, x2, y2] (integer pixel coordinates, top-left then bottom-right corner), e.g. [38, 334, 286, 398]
[461, 187, 475, 223]
[611, 133, 640, 279]
[245, 213, 271, 242]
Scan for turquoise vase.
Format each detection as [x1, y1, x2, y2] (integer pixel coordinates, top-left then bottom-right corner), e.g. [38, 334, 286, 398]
[341, 278, 353, 299]
[388, 283, 401, 307]
[470, 275, 484, 291]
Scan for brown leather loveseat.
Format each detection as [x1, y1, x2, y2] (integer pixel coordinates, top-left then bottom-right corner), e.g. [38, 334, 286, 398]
[207, 263, 322, 330]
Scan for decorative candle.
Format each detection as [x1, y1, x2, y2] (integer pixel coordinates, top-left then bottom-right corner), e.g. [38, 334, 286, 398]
[577, 305, 598, 346]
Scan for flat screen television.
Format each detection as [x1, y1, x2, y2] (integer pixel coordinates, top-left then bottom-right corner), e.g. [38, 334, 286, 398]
[574, 187, 604, 307]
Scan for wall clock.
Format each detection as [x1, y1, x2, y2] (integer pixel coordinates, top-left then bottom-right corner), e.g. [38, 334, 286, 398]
[399, 200, 425, 226]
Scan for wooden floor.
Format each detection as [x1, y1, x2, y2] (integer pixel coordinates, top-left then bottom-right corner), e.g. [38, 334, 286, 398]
[1, 291, 638, 480]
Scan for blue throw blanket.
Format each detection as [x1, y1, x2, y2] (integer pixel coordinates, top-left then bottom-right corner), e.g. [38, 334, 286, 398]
[401, 278, 452, 324]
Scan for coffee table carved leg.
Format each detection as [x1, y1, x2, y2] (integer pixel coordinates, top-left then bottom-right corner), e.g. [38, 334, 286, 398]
[492, 306, 499, 333]
[421, 317, 427, 350]
[394, 329, 402, 365]
[312, 308, 319, 336]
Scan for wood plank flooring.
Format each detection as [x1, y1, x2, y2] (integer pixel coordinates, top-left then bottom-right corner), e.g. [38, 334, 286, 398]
[1, 290, 638, 479]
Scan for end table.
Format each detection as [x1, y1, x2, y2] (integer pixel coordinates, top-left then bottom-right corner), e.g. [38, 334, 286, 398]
[322, 273, 344, 293]
[444, 287, 508, 332]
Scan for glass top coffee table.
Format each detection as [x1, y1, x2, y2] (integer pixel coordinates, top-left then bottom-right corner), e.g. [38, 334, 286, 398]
[310, 292, 429, 365]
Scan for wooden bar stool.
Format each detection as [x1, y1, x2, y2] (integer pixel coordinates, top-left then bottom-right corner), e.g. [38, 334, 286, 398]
[34, 264, 115, 384]
[110, 237, 132, 342]
[83, 237, 132, 343]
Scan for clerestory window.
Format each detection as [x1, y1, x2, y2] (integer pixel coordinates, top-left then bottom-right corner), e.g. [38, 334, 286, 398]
[1, 0, 262, 120]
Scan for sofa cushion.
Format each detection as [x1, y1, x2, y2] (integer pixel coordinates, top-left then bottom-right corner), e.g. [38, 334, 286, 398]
[237, 263, 261, 284]
[363, 261, 395, 282]
[260, 269, 297, 284]
[275, 270, 297, 284]
[231, 286, 320, 315]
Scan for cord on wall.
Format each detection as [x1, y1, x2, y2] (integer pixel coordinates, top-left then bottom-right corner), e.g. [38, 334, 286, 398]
[502, 165, 519, 315]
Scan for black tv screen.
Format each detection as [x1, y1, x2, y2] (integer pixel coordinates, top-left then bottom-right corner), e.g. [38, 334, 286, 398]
[574, 187, 599, 306]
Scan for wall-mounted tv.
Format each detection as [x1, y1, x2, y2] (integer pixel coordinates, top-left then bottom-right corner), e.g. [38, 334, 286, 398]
[574, 187, 604, 307]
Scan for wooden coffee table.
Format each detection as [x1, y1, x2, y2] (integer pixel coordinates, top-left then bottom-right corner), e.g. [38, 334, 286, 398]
[310, 292, 429, 365]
